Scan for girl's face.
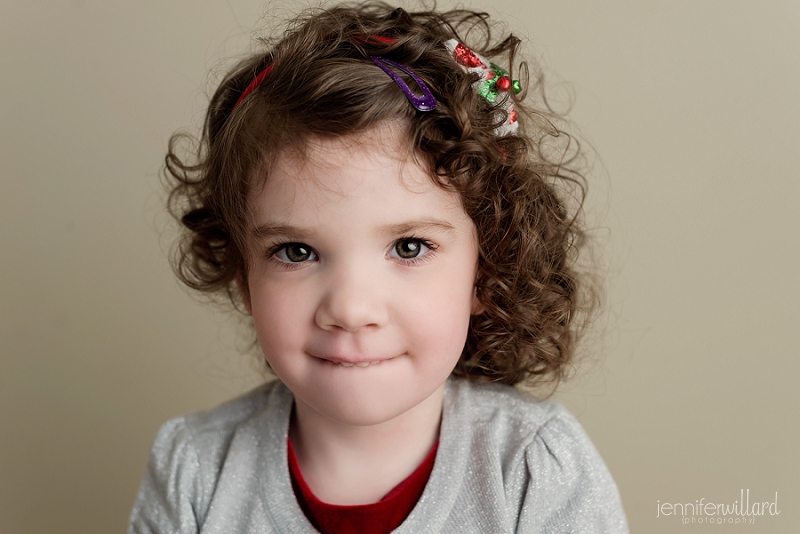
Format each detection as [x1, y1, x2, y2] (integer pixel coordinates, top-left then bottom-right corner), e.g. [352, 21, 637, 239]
[243, 122, 480, 428]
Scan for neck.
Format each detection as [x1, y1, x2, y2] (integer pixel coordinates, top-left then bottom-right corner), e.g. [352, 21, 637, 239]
[289, 382, 444, 505]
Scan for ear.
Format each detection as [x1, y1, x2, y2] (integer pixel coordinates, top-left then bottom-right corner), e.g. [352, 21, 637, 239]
[471, 288, 485, 315]
[235, 273, 253, 315]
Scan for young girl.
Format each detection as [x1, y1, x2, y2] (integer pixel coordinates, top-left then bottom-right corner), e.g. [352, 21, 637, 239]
[130, 3, 628, 532]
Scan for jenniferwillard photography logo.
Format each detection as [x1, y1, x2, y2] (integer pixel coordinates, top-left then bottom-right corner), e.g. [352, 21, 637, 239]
[656, 489, 781, 526]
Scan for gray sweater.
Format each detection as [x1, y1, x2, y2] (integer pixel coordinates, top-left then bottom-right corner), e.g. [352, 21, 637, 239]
[129, 378, 628, 533]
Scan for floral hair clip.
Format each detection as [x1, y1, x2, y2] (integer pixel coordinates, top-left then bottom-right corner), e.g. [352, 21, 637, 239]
[444, 39, 521, 136]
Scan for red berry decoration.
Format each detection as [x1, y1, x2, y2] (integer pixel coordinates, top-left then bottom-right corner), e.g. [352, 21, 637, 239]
[444, 39, 521, 136]
[453, 42, 485, 68]
[496, 76, 511, 92]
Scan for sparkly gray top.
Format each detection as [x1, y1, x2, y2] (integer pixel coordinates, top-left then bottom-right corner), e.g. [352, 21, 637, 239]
[129, 378, 628, 533]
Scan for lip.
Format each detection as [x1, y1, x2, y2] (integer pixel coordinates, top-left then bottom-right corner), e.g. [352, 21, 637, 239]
[311, 352, 402, 367]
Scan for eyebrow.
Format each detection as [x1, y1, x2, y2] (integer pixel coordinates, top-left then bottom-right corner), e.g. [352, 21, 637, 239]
[251, 218, 457, 240]
[251, 223, 314, 241]
[383, 218, 456, 237]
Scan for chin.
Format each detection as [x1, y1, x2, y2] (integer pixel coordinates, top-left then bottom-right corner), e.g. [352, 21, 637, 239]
[318, 398, 413, 427]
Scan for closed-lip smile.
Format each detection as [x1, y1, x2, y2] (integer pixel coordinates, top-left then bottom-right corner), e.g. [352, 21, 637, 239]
[312, 353, 401, 367]
[334, 360, 383, 367]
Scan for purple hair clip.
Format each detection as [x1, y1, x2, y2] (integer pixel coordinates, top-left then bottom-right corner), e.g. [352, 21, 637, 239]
[369, 56, 438, 111]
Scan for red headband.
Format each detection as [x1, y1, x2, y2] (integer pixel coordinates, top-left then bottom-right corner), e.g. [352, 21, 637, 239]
[233, 63, 274, 109]
[232, 36, 397, 110]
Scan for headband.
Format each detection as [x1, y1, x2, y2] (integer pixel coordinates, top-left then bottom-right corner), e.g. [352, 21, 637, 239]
[232, 35, 399, 111]
[232, 38, 520, 136]
[234, 64, 274, 109]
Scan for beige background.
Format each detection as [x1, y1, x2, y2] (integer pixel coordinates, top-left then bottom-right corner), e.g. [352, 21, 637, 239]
[2, 0, 798, 532]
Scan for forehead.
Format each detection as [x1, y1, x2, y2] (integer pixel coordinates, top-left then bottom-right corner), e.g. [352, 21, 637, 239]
[248, 123, 466, 224]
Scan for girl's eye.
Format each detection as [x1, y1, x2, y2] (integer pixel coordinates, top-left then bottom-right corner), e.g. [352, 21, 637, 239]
[273, 242, 316, 263]
[390, 238, 432, 260]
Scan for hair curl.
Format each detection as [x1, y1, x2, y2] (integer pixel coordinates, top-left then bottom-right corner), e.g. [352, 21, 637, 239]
[166, 1, 596, 390]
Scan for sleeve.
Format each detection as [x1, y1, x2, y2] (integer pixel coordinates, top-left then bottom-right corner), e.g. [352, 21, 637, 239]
[128, 417, 203, 534]
[516, 409, 629, 534]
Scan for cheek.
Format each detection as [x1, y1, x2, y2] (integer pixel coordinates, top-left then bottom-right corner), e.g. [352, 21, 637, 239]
[400, 270, 475, 360]
[248, 280, 313, 356]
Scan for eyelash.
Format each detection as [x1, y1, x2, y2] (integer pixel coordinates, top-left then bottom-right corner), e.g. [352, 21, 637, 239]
[265, 236, 439, 270]
[265, 241, 316, 270]
[392, 235, 438, 266]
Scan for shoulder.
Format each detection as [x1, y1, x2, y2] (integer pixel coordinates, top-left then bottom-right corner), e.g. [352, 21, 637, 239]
[444, 377, 566, 439]
[149, 380, 283, 464]
[129, 380, 291, 533]
[151, 379, 289, 478]
[444, 378, 598, 465]
[442, 378, 629, 533]
[181, 380, 282, 443]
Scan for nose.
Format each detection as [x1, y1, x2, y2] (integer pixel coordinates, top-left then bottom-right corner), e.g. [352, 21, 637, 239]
[314, 263, 389, 332]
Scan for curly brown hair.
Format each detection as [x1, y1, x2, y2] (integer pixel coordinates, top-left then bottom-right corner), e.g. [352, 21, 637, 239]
[166, 1, 596, 390]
